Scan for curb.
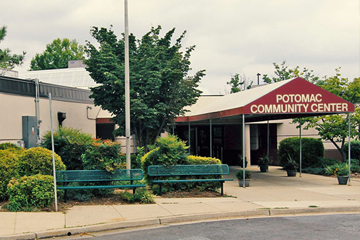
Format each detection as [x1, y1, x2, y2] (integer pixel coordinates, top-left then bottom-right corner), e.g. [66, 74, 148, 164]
[269, 206, 360, 216]
[2, 207, 360, 239]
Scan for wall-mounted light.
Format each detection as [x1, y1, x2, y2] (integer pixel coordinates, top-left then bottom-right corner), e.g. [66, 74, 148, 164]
[57, 112, 66, 126]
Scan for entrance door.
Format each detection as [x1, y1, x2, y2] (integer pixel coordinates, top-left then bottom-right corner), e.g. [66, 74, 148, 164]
[96, 123, 115, 141]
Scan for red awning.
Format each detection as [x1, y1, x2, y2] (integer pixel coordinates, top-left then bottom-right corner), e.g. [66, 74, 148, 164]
[176, 77, 355, 123]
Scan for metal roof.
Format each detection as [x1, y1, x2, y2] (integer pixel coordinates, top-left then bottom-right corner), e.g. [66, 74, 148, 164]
[186, 80, 288, 117]
[0, 75, 93, 104]
[19, 68, 98, 88]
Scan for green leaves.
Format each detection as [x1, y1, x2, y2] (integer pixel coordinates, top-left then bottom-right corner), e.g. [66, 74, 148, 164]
[30, 38, 85, 70]
[264, 62, 359, 162]
[262, 61, 319, 84]
[0, 25, 26, 74]
[86, 25, 205, 147]
[6, 174, 55, 211]
[227, 73, 253, 93]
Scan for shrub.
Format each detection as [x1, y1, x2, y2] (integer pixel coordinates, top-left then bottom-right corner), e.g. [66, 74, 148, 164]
[141, 135, 188, 181]
[0, 142, 22, 150]
[311, 158, 339, 168]
[63, 183, 115, 202]
[344, 141, 360, 160]
[81, 140, 124, 172]
[186, 155, 221, 165]
[118, 188, 155, 204]
[141, 135, 223, 195]
[41, 127, 93, 170]
[5, 174, 55, 211]
[236, 169, 251, 179]
[0, 150, 20, 200]
[152, 135, 188, 165]
[302, 167, 325, 175]
[0, 142, 25, 156]
[18, 147, 66, 176]
[351, 158, 360, 166]
[278, 137, 324, 168]
[132, 146, 146, 169]
[324, 163, 349, 176]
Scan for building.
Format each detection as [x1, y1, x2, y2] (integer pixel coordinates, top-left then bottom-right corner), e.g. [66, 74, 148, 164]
[0, 75, 97, 148]
[174, 78, 354, 165]
[1, 65, 352, 165]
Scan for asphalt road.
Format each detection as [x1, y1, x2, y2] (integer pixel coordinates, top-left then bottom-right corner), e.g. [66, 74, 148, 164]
[60, 213, 360, 240]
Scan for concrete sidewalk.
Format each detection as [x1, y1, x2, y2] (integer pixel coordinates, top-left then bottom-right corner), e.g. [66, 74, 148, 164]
[1, 166, 360, 239]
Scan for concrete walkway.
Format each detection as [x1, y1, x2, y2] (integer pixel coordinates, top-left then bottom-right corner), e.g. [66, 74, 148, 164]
[1, 166, 360, 239]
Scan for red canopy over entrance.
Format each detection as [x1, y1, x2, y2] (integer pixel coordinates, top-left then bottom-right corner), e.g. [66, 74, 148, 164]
[176, 77, 354, 123]
[174, 78, 355, 186]
[244, 77, 354, 115]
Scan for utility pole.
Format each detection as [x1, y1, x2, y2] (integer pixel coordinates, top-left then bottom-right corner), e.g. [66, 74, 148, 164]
[124, 0, 131, 169]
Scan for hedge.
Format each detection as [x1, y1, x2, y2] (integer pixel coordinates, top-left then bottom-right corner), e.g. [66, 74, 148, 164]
[41, 127, 93, 170]
[0, 150, 20, 200]
[18, 147, 66, 176]
[344, 141, 360, 160]
[278, 137, 324, 168]
[141, 135, 222, 195]
[6, 174, 55, 211]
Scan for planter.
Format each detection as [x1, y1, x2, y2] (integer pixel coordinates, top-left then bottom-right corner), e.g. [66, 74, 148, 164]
[337, 176, 349, 185]
[259, 165, 268, 172]
[238, 179, 250, 187]
[286, 170, 297, 177]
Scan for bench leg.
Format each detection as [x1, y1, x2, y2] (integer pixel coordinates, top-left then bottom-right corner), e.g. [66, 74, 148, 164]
[159, 183, 162, 196]
[131, 180, 136, 194]
[64, 189, 68, 203]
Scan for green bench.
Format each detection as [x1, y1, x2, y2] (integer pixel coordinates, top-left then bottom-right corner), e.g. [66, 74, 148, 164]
[56, 169, 146, 202]
[148, 164, 233, 196]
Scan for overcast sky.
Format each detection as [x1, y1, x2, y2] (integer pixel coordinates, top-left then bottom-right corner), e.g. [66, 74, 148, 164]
[1, 0, 359, 94]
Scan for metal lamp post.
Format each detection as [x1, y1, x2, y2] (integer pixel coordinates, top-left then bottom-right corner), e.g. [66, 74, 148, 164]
[124, 0, 131, 169]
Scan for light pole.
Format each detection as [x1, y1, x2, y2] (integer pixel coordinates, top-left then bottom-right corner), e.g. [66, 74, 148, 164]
[124, 0, 131, 169]
[257, 73, 261, 85]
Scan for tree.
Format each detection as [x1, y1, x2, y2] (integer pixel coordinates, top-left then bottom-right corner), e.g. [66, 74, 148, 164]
[263, 62, 360, 161]
[0, 26, 26, 75]
[85, 26, 205, 148]
[262, 61, 319, 83]
[226, 73, 252, 94]
[30, 38, 85, 70]
[300, 70, 360, 161]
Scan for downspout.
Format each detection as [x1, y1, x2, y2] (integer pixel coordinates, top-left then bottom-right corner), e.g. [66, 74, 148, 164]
[86, 106, 101, 120]
[188, 121, 191, 154]
[34, 78, 41, 145]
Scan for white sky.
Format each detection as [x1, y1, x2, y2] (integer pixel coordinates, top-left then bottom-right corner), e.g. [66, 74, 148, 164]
[1, 0, 359, 94]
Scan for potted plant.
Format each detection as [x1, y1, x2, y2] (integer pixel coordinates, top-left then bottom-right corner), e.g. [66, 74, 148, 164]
[236, 169, 251, 187]
[284, 154, 298, 177]
[326, 163, 349, 185]
[258, 155, 271, 172]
